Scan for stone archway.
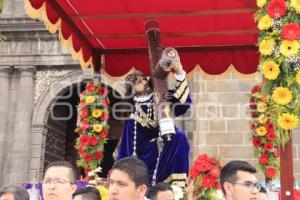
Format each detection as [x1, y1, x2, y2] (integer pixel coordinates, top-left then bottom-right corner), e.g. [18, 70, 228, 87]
[30, 69, 124, 181]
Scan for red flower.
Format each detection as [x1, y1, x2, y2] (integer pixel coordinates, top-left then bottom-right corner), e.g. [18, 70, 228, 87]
[251, 85, 260, 94]
[264, 143, 274, 152]
[250, 123, 256, 131]
[81, 120, 89, 131]
[275, 148, 280, 158]
[259, 154, 269, 165]
[194, 161, 212, 173]
[89, 136, 99, 146]
[189, 167, 199, 179]
[249, 98, 256, 109]
[83, 154, 93, 163]
[267, 0, 287, 19]
[202, 174, 216, 188]
[94, 151, 104, 160]
[99, 87, 108, 96]
[86, 83, 95, 92]
[81, 108, 89, 118]
[210, 166, 220, 177]
[103, 99, 110, 107]
[265, 121, 274, 130]
[266, 131, 276, 141]
[84, 168, 91, 176]
[253, 137, 261, 147]
[281, 23, 300, 40]
[79, 135, 90, 146]
[266, 166, 276, 177]
[100, 130, 108, 138]
[197, 153, 210, 162]
[101, 112, 110, 121]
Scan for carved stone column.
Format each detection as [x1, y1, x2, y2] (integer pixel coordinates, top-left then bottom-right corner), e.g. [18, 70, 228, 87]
[4, 66, 36, 185]
[0, 66, 12, 184]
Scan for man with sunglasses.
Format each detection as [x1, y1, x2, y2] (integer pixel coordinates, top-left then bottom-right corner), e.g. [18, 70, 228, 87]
[220, 160, 260, 200]
[42, 161, 77, 200]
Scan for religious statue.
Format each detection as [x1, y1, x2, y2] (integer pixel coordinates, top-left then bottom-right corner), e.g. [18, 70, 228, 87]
[117, 48, 191, 187]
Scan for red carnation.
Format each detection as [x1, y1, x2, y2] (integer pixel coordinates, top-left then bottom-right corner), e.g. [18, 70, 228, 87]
[249, 98, 256, 109]
[189, 167, 199, 179]
[264, 143, 274, 152]
[210, 166, 220, 177]
[202, 174, 216, 188]
[251, 85, 260, 94]
[265, 121, 274, 130]
[266, 131, 276, 141]
[89, 136, 99, 146]
[81, 108, 89, 118]
[99, 87, 108, 96]
[83, 154, 92, 163]
[197, 153, 210, 162]
[266, 166, 276, 177]
[281, 23, 300, 40]
[86, 83, 95, 92]
[259, 154, 269, 165]
[267, 0, 288, 19]
[101, 112, 110, 121]
[100, 130, 108, 138]
[79, 135, 90, 146]
[94, 151, 104, 160]
[253, 137, 261, 147]
[81, 120, 89, 131]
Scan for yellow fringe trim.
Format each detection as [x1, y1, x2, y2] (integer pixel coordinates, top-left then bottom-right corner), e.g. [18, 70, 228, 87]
[44, 16, 61, 34]
[163, 173, 187, 184]
[24, 0, 45, 19]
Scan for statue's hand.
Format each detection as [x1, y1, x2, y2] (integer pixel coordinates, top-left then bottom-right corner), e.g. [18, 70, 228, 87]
[173, 59, 184, 75]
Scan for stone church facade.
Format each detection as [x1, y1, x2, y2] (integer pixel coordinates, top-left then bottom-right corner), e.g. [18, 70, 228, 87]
[1, 0, 299, 186]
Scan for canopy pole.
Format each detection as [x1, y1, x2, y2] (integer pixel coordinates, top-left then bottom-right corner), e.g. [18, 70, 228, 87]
[280, 133, 294, 200]
[93, 49, 102, 73]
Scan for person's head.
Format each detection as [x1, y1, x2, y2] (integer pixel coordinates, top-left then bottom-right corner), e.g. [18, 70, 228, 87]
[125, 71, 151, 97]
[147, 183, 174, 200]
[220, 160, 259, 200]
[73, 186, 101, 200]
[42, 160, 77, 200]
[257, 186, 268, 200]
[0, 185, 29, 200]
[108, 156, 149, 200]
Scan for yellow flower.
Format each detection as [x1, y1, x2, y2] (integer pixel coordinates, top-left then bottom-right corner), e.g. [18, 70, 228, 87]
[93, 124, 103, 132]
[296, 71, 300, 84]
[261, 60, 280, 80]
[272, 87, 292, 105]
[256, 126, 267, 136]
[85, 96, 96, 104]
[257, 102, 267, 113]
[96, 186, 108, 200]
[257, 0, 266, 8]
[259, 39, 275, 55]
[258, 114, 268, 124]
[277, 113, 299, 130]
[291, 0, 300, 14]
[258, 15, 273, 30]
[280, 40, 299, 57]
[92, 109, 103, 118]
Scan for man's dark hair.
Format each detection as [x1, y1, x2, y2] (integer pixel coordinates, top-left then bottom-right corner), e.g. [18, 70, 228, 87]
[111, 156, 149, 187]
[73, 186, 101, 200]
[147, 182, 173, 200]
[0, 185, 30, 200]
[44, 160, 76, 183]
[220, 160, 257, 196]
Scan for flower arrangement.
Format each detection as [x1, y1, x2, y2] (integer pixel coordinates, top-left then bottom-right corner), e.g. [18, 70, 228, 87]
[253, 0, 300, 177]
[187, 154, 223, 200]
[249, 84, 280, 179]
[75, 82, 110, 176]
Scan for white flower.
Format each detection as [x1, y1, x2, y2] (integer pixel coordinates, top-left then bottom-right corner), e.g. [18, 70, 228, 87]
[171, 185, 184, 200]
[88, 167, 102, 177]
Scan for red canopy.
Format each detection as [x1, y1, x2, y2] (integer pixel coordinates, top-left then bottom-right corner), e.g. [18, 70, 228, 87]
[25, 0, 258, 76]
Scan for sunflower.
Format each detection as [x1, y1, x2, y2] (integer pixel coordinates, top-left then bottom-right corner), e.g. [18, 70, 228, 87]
[85, 96, 96, 104]
[259, 39, 275, 55]
[93, 124, 103, 132]
[280, 40, 299, 57]
[256, 126, 267, 136]
[272, 87, 292, 105]
[258, 114, 268, 124]
[258, 15, 273, 30]
[257, 102, 267, 113]
[277, 113, 299, 130]
[92, 109, 103, 118]
[261, 60, 280, 80]
[296, 71, 300, 84]
[257, 0, 267, 8]
[291, 0, 300, 14]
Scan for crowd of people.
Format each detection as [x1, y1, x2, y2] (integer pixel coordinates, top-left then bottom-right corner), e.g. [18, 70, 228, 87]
[0, 157, 270, 200]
